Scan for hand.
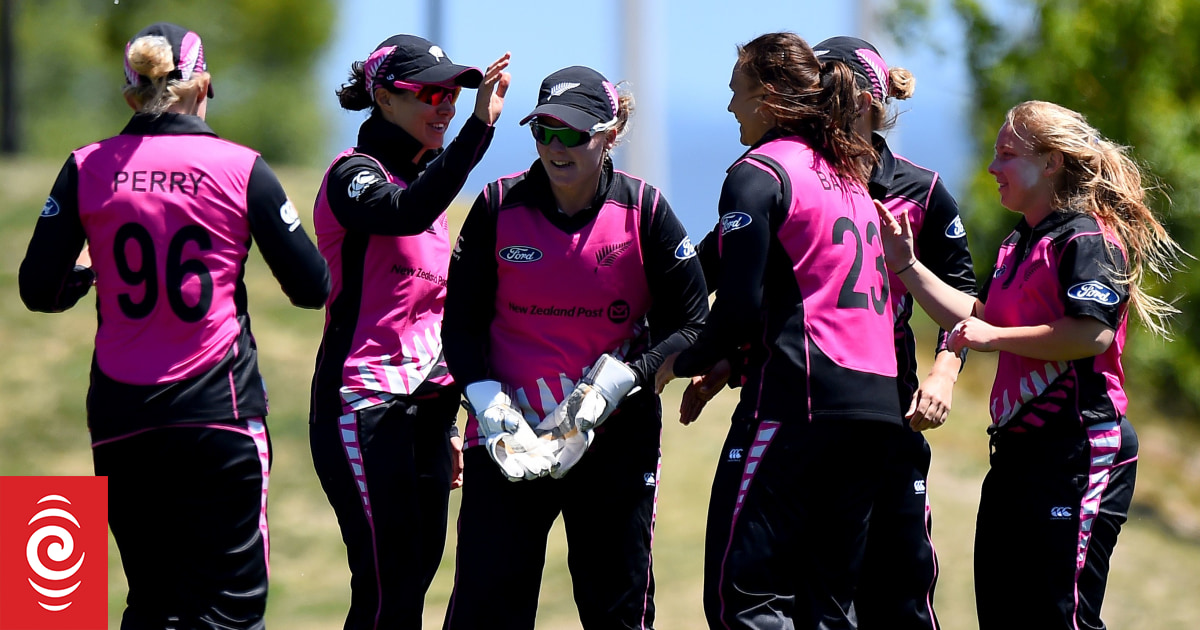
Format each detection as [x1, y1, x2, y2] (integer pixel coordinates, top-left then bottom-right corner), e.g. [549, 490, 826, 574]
[947, 317, 1001, 354]
[907, 371, 955, 431]
[76, 243, 92, 268]
[679, 359, 731, 425]
[473, 52, 511, 125]
[547, 428, 594, 479]
[873, 199, 917, 272]
[449, 435, 464, 489]
[654, 352, 679, 395]
[464, 380, 553, 481]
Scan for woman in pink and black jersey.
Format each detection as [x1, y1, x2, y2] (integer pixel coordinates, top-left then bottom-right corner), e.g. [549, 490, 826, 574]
[877, 101, 1186, 629]
[813, 36, 977, 630]
[19, 22, 330, 630]
[441, 66, 708, 630]
[308, 34, 509, 630]
[654, 32, 906, 629]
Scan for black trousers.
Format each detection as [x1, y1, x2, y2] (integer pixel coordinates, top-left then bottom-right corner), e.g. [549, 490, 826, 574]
[310, 392, 459, 630]
[93, 421, 272, 630]
[443, 399, 662, 630]
[855, 427, 940, 630]
[974, 420, 1138, 630]
[703, 418, 902, 630]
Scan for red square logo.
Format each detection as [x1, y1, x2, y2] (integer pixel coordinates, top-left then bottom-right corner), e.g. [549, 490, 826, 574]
[0, 477, 108, 630]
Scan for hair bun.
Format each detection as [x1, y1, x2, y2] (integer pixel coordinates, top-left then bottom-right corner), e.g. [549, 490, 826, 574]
[888, 67, 915, 100]
[127, 35, 175, 80]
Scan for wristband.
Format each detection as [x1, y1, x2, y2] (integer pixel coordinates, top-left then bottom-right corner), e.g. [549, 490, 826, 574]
[895, 259, 918, 275]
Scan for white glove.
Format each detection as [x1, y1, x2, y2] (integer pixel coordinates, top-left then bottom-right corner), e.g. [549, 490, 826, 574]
[464, 381, 554, 481]
[572, 354, 639, 432]
[536, 393, 595, 479]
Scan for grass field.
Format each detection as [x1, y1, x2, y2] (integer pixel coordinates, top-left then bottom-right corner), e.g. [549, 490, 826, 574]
[2, 157, 1199, 628]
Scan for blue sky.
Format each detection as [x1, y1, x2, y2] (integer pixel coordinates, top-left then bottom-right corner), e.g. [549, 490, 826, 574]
[319, 0, 973, 239]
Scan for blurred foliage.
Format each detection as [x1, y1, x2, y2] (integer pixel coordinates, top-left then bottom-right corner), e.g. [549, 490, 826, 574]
[2, 0, 334, 164]
[885, 0, 1200, 416]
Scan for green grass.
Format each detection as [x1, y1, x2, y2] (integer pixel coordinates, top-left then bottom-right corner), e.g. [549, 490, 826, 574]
[2, 157, 1199, 628]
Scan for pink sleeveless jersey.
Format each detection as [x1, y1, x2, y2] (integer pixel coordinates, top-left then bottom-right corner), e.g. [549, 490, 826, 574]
[984, 224, 1128, 429]
[314, 150, 454, 412]
[469, 171, 652, 441]
[74, 135, 257, 385]
[745, 138, 898, 379]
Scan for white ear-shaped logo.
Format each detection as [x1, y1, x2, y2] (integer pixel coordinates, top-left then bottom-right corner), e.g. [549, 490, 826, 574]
[429, 45, 444, 60]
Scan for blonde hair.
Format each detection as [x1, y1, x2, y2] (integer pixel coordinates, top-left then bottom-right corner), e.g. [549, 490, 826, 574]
[610, 81, 636, 147]
[122, 35, 208, 114]
[869, 66, 915, 132]
[1007, 100, 1188, 338]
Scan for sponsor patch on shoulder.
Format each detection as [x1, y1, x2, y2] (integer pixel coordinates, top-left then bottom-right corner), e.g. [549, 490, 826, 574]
[279, 199, 302, 232]
[1067, 281, 1119, 305]
[720, 211, 752, 235]
[498, 245, 543, 263]
[945, 215, 966, 238]
[347, 170, 380, 199]
[40, 196, 60, 217]
[992, 264, 1006, 279]
[674, 236, 696, 260]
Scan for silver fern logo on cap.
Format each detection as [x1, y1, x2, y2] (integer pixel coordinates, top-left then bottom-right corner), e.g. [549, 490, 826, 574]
[548, 82, 581, 98]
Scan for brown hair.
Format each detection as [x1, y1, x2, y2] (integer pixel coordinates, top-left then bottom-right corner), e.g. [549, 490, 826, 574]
[336, 61, 375, 112]
[736, 32, 876, 183]
[122, 35, 207, 114]
[1007, 100, 1189, 338]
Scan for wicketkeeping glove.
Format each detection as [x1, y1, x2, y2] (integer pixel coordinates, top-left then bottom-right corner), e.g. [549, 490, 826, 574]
[464, 380, 554, 481]
[571, 354, 639, 432]
[536, 394, 595, 479]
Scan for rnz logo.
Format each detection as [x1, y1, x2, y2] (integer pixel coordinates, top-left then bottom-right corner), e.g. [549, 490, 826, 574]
[26, 495, 87, 612]
[0, 476, 108, 630]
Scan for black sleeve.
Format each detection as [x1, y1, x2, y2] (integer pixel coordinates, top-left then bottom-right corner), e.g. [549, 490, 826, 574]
[914, 177, 977, 352]
[1057, 232, 1128, 329]
[442, 189, 498, 386]
[673, 162, 781, 377]
[695, 222, 722, 293]
[19, 155, 95, 313]
[246, 156, 331, 309]
[324, 116, 494, 236]
[625, 192, 709, 387]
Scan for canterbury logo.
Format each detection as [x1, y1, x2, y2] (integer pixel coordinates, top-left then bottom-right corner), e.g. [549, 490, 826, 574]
[1050, 506, 1073, 519]
[727, 448, 744, 461]
[595, 241, 633, 268]
[913, 479, 926, 494]
[348, 170, 380, 200]
[548, 82, 580, 98]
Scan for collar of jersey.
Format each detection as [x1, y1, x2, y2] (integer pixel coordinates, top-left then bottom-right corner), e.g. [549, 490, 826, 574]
[512, 157, 614, 234]
[355, 113, 441, 180]
[120, 112, 218, 137]
[868, 132, 898, 197]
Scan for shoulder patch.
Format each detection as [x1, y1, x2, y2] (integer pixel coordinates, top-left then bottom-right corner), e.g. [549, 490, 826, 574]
[40, 196, 60, 218]
[720, 211, 752, 235]
[1067, 281, 1119, 306]
[347, 170, 380, 200]
[674, 236, 696, 260]
[944, 215, 966, 239]
[279, 199, 302, 232]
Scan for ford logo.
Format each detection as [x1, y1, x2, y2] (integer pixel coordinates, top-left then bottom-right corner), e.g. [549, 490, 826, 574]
[720, 211, 752, 235]
[498, 246, 543, 263]
[945, 215, 966, 238]
[674, 236, 696, 260]
[1067, 281, 1119, 305]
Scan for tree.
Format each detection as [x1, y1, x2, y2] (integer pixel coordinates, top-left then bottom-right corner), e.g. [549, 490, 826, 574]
[886, 0, 1200, 415]
[8, 0, 334, 165]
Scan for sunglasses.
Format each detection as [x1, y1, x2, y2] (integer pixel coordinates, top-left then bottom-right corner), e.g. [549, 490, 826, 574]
[530, 121, 592, 148]
[393, 81, 461, 106]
